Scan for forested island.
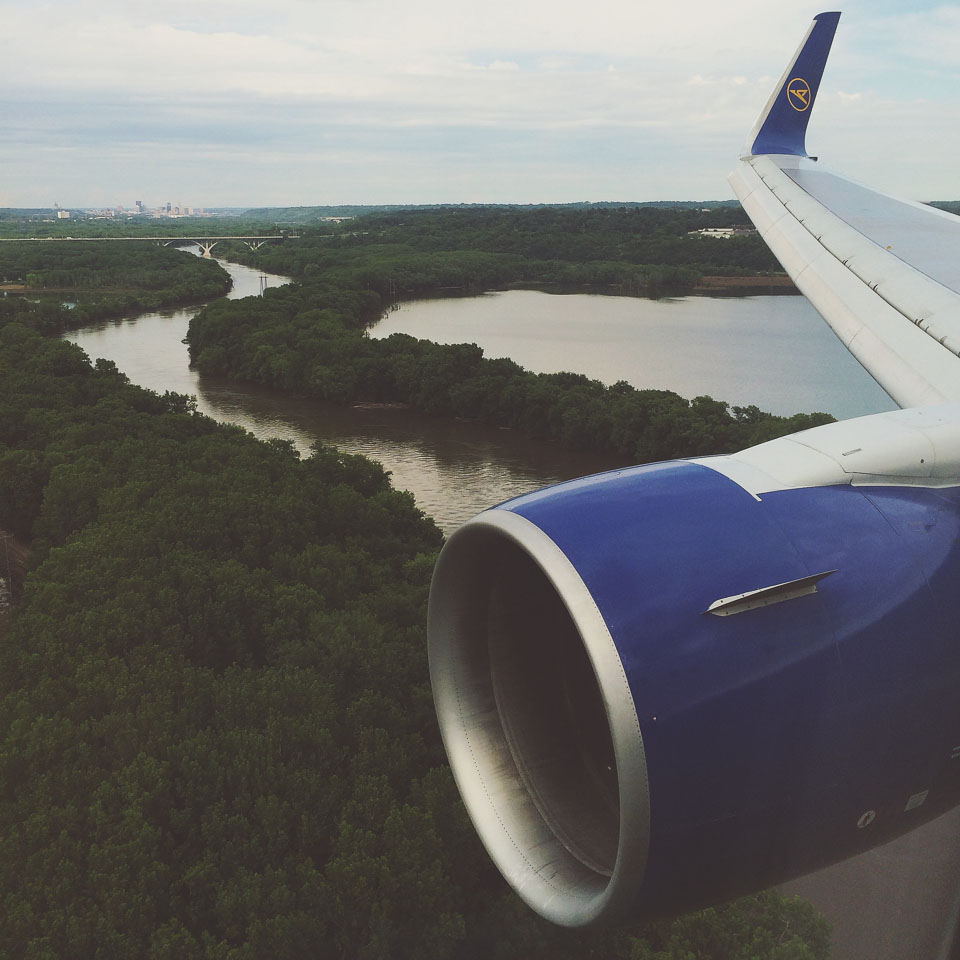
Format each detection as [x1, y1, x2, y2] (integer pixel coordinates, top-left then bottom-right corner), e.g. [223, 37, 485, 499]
[0, 212, 833, 957]
[0, 242, 231, 333]
[189, 206, 832, 463]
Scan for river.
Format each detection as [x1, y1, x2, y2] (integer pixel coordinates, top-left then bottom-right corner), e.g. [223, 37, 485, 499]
[64, 259, 624, 532]
[62, 254, 960, 959]
[65, 257, 895, 533]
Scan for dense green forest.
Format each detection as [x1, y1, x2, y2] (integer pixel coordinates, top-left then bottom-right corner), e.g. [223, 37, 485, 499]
[0, 219, 834, 956]
[0, 324, 831, 958]
[0, 243, 230, 333]
[221, 205, 780, 293]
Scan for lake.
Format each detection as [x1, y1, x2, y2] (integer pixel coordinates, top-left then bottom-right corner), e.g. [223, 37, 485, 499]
[373, 290, 896, 420]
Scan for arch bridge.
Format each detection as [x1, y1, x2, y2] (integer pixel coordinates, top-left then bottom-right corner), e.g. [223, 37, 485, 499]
[0, 236, 295, 257]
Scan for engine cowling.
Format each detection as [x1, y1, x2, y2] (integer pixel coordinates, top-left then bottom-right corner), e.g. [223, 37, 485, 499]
[427, 406, 960, 926]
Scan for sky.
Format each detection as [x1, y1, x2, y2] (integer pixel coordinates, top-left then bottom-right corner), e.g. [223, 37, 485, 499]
[1, 0, 958, 208]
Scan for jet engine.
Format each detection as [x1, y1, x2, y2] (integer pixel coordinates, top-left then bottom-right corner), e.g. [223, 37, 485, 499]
[428, 405, 960, 925]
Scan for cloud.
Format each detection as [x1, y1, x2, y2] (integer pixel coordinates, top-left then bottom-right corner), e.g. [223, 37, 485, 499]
[2, 0, 959, 204]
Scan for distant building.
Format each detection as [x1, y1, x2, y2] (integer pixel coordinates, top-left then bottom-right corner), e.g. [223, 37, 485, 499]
[56, 210, 71, 219]
[690, 227, 753, 239]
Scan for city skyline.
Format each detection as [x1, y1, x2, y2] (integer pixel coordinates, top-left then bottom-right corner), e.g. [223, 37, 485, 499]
[2, 0, 958, 208]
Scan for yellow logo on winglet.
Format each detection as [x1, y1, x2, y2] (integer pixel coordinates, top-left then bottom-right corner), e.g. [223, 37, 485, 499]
[787, 78, 811, 111]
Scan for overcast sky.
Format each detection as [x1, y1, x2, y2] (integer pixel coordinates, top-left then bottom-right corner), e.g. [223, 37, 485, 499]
[2, 1, 958, 208]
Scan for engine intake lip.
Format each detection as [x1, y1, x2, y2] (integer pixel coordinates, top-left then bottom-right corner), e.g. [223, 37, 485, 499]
[428, 508, 650, 927]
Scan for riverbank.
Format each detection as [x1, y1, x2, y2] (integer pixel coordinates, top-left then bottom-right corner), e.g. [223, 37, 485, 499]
[692, 274, 798, 295]
[487, 274, 798, 298]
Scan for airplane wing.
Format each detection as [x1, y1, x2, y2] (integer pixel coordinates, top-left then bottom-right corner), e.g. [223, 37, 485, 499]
[428, 11, 960, 932]
[729, 10, 960, 409]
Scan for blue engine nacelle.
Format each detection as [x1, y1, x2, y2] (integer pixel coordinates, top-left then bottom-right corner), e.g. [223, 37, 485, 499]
[427, 406, 960, 926]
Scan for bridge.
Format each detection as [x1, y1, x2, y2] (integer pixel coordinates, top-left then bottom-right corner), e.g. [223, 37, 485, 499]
[0, 236, 296, 256]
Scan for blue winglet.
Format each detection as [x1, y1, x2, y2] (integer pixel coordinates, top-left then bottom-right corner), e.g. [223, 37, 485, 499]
[747, 11, 841, 157]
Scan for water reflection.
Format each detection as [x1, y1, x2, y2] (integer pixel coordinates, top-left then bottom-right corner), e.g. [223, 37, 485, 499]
[374, 290, 896, 420]
[197, 374, 622, 530]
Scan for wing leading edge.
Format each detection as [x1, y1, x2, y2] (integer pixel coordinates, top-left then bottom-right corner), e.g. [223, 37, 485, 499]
[730, 11, 960, 409]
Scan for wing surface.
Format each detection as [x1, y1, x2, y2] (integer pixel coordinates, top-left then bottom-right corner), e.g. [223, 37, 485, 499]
[730, 11, 960, 409]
